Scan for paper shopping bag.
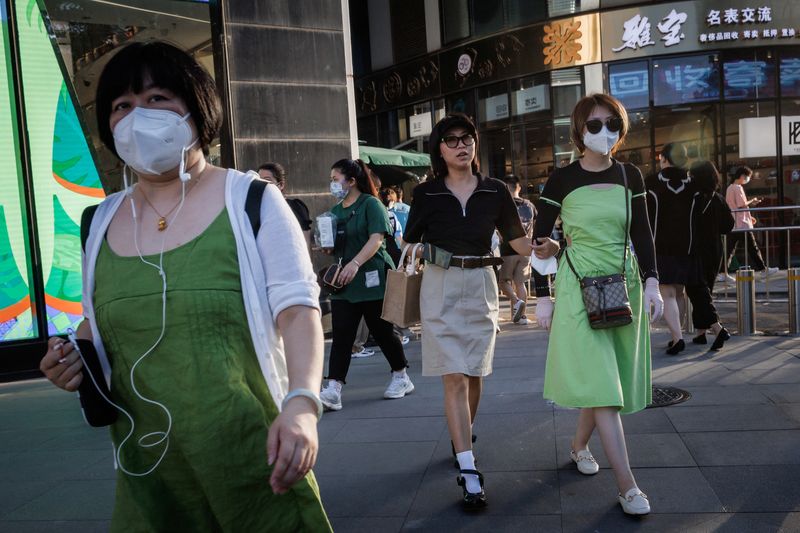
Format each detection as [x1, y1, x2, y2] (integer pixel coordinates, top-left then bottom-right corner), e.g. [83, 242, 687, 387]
[381, 243, 424, 327]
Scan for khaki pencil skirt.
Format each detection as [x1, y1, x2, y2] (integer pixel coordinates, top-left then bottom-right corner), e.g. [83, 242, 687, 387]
[420, 264, 499, 377]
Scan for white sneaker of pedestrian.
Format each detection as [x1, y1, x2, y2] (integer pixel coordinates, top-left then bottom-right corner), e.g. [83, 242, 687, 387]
[512, 299, 525, 323]
[762, 266, 779, 276]
[517, 316, 529, 325]
[319, 380, 343, 411]
[570, 449, 599, 475]
[401, 336, 410, 345]
[351, 347, 375, 358]
[716, 272, 735, 283]
[384, 371, 415, 399]
[618, 487, 650, 515]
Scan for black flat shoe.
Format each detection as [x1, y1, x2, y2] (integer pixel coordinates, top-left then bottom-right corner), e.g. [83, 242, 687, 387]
[692, 334, 707, 345]
[709, 328, 731, 351]
[666, 339, 685, 355]
[451, 434, 477, 468]
[457, 469, 487, 511]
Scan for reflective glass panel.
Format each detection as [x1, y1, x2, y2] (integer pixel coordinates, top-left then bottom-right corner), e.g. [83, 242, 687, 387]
[653, 54, 721, 106]
[609, 61, 649, 110]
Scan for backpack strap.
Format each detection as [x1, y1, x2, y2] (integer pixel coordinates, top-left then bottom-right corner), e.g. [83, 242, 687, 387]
[80, 204, 100, 252]
[245, 178, 269, 237]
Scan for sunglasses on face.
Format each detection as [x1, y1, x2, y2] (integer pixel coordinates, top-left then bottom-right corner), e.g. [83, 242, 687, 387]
[441, 133, 475, 148]
[585, 117, 623, 135]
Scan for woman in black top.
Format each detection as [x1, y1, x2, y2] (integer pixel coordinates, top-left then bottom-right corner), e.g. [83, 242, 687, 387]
[404, 113, 533, 510]
[531, 94, 663, 516]
[645, 142, 701, 355]
[685, 160, 734, 350]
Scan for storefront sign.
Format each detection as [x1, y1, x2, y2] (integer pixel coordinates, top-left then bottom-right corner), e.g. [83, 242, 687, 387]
[782, 115, 800, 155]
[409, 112, 432, 137]
[484, 94, 510, 121]
[513, 85, 549, 115]
[602, 0, 800, 60]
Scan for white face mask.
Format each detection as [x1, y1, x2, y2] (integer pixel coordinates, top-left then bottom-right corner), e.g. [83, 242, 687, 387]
[330, 180, 348, 199]
[743, 175, 751, 184]
[583, 127, 620, 156]
[113, 107, 196, 176]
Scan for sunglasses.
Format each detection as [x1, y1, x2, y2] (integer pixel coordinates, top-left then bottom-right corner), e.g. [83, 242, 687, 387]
[585, 117, 624, 135]
[441, 134, 475, 148]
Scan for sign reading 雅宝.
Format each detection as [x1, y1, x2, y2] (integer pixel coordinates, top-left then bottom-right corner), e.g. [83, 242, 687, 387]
[782, 115, 800, 155]
[409, 112, 432, 137]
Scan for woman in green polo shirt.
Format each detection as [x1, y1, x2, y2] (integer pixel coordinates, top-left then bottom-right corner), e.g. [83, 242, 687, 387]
[319, 159, 413, 411]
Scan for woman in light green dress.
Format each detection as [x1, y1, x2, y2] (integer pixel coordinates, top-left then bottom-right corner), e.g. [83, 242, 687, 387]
[532, 94, 664, 516]
[39, 41, 331, 532]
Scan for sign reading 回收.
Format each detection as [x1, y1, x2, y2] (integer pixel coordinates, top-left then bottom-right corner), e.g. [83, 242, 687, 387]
[602, 0, 800, 61]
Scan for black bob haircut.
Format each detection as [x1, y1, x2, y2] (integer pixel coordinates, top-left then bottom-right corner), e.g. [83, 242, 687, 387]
[96, 41, 222, 158]
[428, 113, 480, 179]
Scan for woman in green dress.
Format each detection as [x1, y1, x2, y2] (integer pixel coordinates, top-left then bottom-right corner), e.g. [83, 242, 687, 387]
[532, 94, 664, 516]
[39, 41, 331, 532]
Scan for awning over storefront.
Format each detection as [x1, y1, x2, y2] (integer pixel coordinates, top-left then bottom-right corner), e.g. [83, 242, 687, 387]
[358, 145, 431, 185]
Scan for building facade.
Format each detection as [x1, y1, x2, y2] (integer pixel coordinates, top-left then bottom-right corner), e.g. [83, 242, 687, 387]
[352, 0, 800, 262]
[0, 0, 354, 375]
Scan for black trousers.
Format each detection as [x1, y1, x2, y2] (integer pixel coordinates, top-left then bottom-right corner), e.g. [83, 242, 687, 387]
[327, 299, 408, 383]
[686, 255, 720, 331]
[726, 231, 766, 271]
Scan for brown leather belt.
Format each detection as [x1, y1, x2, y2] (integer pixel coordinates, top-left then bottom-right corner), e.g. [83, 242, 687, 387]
[449, 256, 504, 269]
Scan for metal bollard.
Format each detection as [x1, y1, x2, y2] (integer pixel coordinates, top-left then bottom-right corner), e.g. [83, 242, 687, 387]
[736, 268, 756, 336]
[789, 268, 800, 336]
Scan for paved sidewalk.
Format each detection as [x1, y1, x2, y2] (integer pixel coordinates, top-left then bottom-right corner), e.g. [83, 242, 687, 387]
[1, 309, 800, 532]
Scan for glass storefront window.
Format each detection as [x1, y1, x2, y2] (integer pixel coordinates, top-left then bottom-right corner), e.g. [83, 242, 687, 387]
[615, 111, 652, 177]
[781, 100, 800, 213]
[433, 98, 447, 124]
[780, 51, 800, 97]
[723, 101, 776, 193]
[407, 102, 433, 139]
[553, 118, 577, 168]
[723, 50, 776, 100]
[480, 128, 511, 179]
[478, 82, 510, 127]
[652, 104, 720, 166]
[510, 74, 551, 121]
[357, 116, 378, 145]
[551, 67, 582, 117]
[446, 90, 476, 122]
[609, 61, 649, 110]
[472, 0, 503, 36]
[511, 122, 553, 200]
[505, 0, 546, 26]
[441, 0, 470, 44]
[653, 54, 721, 107]
[377, 111, 400, 148]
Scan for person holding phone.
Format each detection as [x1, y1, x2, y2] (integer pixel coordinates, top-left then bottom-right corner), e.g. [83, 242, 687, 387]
[531, 94, 663, 516]
[318, 159, 413, 412]
[38, 41, 331, 531]
[403, 113, 534, 510]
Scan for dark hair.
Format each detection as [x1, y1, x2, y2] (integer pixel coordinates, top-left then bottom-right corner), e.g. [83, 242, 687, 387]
[258, 162, 286, 185]
[331, 158, 379, 197]
[661, 142, 688, 168]
[689, 160, 721, 194]
[429, 113, 480, 179]
[96, 41, 222, 158]
[389, 184, 403, 199]
[379, 187, 392, 207]
[502, 174, 520, 185]
[734, 166, 753, 182]
[570, 93, 629, 153]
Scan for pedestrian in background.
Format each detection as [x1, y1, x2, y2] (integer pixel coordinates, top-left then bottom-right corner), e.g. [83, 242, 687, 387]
[319, 159, 413, 411]
[258, 162, 313, 250]
[498, 174, 537, 325]
[404, 113, 532, 510]
[39, 41, 331, 531]
[725, 166, 778, 276]
[646, 142, 700, 356]
[685, 160, 733, 351]
[533, 93, 663, 516]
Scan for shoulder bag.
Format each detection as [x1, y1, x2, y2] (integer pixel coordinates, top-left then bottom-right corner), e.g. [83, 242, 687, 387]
[563, 163, 633, 330]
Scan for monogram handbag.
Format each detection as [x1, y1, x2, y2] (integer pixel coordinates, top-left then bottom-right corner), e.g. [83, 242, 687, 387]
[563, 163, 633, 330]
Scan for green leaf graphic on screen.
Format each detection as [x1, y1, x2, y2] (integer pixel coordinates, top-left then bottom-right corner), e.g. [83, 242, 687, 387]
[0, 206, 31, 323]
[24, 0, 43, 31]
[44, 195, 82, 307]
[53, 83, 103, 195]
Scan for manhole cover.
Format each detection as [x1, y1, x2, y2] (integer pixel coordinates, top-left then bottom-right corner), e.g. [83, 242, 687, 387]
[647, 385, 691, 408]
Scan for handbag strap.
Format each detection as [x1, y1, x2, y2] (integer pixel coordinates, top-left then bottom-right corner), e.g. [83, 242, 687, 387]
[563, 161, 630, 280]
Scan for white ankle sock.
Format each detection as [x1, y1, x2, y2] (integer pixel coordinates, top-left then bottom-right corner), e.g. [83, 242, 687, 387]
[456, 450, 481, 493]
[392, 368, 407, 378]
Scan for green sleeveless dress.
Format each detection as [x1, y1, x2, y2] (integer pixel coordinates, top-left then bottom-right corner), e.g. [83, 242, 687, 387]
[543, 185, 652, 414]
[93, 209, 331, 533]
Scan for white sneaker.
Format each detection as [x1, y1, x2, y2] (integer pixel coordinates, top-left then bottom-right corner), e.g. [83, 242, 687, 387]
[570, 449, 599, 475]
[384, 373, 415, 399]
[517, 316, 529, 325]
[352, 348, 375, 358]
[618, 487, 650, 515]
[716, 272, 735, 283]
[401, 336, 410, 345]
[762, 266, 779, 276]
[319, 380, 342, 411]
[512, 299, 526, 323]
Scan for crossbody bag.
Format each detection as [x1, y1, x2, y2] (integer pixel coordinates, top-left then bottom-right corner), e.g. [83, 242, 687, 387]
[563, 162, 633, 330]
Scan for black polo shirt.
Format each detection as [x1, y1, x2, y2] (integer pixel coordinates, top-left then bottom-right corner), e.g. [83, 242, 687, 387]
[404, 175, 526, 256]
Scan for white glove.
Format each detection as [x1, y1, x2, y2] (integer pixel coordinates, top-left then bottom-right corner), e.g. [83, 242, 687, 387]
[643, 277, 664, 323]
[535, 297, 554, 331]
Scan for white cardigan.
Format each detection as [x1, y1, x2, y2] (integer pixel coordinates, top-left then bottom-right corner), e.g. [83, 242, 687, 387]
[81, 169, 321, 409]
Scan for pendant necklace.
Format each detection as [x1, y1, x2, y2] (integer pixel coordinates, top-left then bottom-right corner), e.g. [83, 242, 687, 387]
[138, 174, 201, 231]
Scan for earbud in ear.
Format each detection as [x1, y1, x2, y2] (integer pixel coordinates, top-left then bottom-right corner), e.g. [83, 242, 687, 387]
[178, 146, 191, 182]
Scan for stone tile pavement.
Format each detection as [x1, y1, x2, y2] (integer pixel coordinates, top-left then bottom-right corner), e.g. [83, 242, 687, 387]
[1, 303, 799, 532]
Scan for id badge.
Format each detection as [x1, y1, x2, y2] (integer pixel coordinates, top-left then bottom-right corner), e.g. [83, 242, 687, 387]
[365, 270, 380, 288]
